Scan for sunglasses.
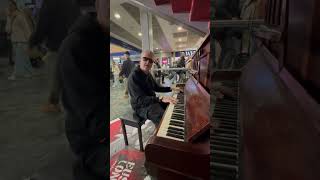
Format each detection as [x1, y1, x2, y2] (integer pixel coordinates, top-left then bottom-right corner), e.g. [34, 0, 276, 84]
[142, 57, 154, 63]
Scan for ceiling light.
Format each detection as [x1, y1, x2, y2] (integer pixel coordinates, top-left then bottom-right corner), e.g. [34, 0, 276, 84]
[156, 48, 159, 50]
[178, 38, 182, 42]
[177, 26, 183, 31]
[114, 13, 121, 19]
[138, 32, 142, 36]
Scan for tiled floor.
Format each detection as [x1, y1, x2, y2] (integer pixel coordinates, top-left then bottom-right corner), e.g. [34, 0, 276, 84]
[0, 58, 73, 180]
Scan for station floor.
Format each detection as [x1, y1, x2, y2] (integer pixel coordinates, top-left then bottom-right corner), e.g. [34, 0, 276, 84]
[0, 58, 74, 180]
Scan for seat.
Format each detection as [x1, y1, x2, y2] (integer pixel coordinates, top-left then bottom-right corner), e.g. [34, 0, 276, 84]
[120, 110, 146, 151]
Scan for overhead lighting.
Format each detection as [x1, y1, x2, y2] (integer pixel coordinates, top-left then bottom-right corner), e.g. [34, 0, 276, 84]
[114, 13, 121, 19]
[138, 32, 142, 36]
[156, 48, 159, 50]
[177, 26, 183, 31]
[178, 38, 182, 42]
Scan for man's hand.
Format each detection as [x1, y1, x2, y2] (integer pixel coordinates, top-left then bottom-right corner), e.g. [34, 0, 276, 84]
[160, 96, 177, 104]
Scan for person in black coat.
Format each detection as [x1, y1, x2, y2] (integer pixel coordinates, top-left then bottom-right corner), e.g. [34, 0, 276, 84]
[58, 0, 108, 179]
[119, 51, 135, 98]
[128, 50, 182, 125]
[29, 0, 80, 113]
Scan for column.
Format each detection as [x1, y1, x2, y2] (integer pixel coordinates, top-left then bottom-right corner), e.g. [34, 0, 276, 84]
[140, 9, 153, 51]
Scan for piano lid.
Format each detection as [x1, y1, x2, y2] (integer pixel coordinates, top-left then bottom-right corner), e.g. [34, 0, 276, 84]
[185, 76, 210, 142]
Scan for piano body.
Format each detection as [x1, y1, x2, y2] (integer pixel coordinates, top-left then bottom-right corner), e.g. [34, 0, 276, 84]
[211, 0, 320, 179]
[145, 35, 211, 180]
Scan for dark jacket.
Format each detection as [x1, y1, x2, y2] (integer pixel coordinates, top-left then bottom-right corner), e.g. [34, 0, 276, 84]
[29, 0, 80, 51]
[59, 15, 108, 155]
[128, 66, 171, 111]
[119, 58, 135, 78]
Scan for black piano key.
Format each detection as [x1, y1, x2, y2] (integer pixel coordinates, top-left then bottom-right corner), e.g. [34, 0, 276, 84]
[166, 132, 184, 140]
[173, 110, 184, 114]
[211, 144, 238, 153]
[214, 112, 238, 119]
[218, 122, 239, 128]
[167, 129, 184, 136]
[214, 108, 237, 112]
[171, 115, 184, 120]
[212, 135, 239, 143]
[169, 121, 183, 127]
[170, 120, 184, 125]
[211, 139, 238, 148]
[214, 115, 237, 121]
[168, 126, 184, 132]
[211, 162, 238, 171]
[212, 133, 239, 139]
[211, 156, 238, 167]
[211, 150, 239, 161]
[213, 116, 238, 121]
[214, 128, 239, 135]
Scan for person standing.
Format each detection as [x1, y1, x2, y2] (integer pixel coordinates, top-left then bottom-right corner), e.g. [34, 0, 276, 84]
[111, 60, 120, 88]
[5, 0, 34, 80]
[58, 0, 108, 178]
[28, 0, 80, 112]
[119, 51, 135, 98]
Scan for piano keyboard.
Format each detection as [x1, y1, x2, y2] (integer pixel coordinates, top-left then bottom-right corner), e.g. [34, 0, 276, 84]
[210, 80, 240, 180]
[157, 92, 185, 142]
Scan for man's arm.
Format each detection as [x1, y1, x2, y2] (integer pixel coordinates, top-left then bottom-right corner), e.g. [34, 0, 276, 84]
[129, 75, 160, 106]
[151, 76, 171, 92]
[29, 0, 51, 48]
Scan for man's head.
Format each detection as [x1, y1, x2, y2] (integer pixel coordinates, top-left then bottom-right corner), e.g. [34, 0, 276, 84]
[8, 0, 17, 13]
[140, 50, 154, 73]
[124, 51, 130, 60]
[95, 0, 108, 33]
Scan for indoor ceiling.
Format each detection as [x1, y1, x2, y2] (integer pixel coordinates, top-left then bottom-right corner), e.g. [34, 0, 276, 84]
[110, 0, 208, 52]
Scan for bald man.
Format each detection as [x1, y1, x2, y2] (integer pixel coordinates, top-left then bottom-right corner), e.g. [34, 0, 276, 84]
[59, 0, 108, 179]
[128, 50, 181, 125]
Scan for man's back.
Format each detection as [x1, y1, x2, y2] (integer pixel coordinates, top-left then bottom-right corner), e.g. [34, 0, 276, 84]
[59, 15, 108, 154]
[120, 59, 135, 78]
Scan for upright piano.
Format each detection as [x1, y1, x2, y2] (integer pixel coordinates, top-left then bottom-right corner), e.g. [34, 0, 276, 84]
[210, 0, 320, 179]
[145, 34, 211, 180]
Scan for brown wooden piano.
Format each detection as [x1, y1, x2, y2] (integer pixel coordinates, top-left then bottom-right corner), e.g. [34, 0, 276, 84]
[145, 34, 211, 180]
[210, 0, 320, 179]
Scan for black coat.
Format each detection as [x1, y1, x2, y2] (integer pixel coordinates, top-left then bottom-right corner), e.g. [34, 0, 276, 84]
[128, 66, 171, 111]
[29, 0, 80, 51]
[119, 59, 135, 78]
[59, 15, 108, 155]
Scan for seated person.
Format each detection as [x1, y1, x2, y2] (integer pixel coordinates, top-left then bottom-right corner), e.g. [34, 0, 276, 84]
[128, 50, 181, 125]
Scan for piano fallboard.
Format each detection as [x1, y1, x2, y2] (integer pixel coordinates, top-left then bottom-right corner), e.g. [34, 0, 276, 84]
[145, 135, 210, 180]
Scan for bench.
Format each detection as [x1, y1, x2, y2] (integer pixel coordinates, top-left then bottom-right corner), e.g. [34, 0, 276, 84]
[120, 110, 146, 151]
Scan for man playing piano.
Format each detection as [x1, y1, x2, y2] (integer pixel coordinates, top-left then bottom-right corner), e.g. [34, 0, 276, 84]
[128, 50, 182, 125]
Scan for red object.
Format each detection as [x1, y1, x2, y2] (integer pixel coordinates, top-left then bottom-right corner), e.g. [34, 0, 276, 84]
[162, 57, 168, 65]
[154, 0, 170, 5]
[110, 148, 146, 180]
[189, 0, 210, 21]
[171, 0, 192, 13]
[110, 119, 122, 143]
